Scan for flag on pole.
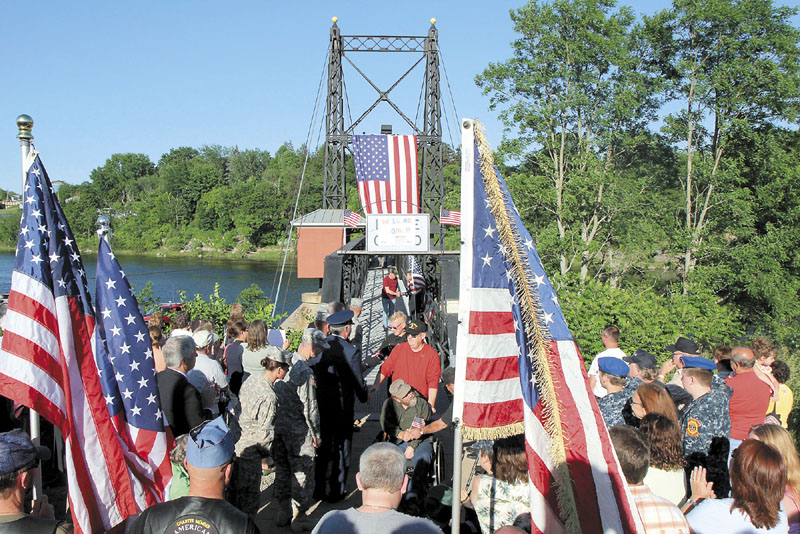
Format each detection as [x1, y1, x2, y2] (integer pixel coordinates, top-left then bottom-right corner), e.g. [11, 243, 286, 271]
[343, 209, 362, 228]
[440, 208, 461, 226]
[94, 236, 172, 501]
[0, 153, 168, 534]
[408, 255, 425, 295]
[352, 134, 419, 214]
[453, 122, 642, 534]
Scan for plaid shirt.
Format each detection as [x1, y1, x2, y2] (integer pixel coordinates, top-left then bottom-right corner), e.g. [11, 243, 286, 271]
[629, 484, 690, 534]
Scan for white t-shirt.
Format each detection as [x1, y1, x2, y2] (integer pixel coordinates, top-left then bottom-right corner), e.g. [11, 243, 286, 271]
[588, 347, 626, 398]
[686, 497, 788, 534]
[187, 352, 228, 414]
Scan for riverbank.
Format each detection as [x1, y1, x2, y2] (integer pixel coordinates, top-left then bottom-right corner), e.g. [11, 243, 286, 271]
[0, 245, 290, 262]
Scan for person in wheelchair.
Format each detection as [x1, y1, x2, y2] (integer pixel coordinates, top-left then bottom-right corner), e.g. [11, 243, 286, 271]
[380, 379, 434, 493]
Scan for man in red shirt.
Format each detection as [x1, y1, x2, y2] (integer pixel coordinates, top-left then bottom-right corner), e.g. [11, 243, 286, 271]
[725, 346, 771, 460]
[374, 320, 441, 410]
[381, 267, 402, 330]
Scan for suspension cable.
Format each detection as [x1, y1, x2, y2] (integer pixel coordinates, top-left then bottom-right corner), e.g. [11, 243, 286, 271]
[272, 49, 329, 317]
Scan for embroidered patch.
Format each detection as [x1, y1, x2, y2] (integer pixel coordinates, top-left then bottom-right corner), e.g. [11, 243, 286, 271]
[686, 418, 701, 437]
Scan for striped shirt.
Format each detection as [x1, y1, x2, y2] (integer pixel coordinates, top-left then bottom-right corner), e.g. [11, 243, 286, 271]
[628, 484, 690, 534]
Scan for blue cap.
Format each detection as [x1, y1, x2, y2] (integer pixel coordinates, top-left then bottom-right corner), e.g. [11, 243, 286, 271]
[680, 356, 716, 371]
[326, 309, 354, 326]
[598, 357, 629, 377]
[0, 430, 51, 476]
[186, 416, 234, 468]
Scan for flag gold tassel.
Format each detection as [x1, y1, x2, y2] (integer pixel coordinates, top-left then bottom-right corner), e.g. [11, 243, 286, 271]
[472, 122, 581, 534]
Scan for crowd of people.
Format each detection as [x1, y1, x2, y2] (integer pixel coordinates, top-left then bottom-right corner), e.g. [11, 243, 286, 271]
[1, 284, 799, 534]
[592, 326, 798, 533]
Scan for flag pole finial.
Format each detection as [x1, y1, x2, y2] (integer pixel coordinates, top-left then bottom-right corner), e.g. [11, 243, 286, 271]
[97, 215, 112, 241]
[16, 114, 33, 140]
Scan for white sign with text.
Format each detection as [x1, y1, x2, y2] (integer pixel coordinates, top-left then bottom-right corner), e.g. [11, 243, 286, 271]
[366, 214, 430, 252]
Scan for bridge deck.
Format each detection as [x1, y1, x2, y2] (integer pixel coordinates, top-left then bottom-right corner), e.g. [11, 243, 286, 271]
[255, 266, 421, 532]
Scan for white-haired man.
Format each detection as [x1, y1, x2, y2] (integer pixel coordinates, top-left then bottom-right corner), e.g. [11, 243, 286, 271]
[311, 443, 442, 534]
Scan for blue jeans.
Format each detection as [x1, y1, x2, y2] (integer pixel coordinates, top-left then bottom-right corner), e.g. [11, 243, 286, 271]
[382, 297, 395, 329]
[396, 440, 433, 493]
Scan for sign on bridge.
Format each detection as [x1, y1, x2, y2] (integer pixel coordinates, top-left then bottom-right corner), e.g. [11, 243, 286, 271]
[366, 214, 430, 252]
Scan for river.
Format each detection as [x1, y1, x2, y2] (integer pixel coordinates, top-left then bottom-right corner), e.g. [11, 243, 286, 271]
[0, 251, 318, 316]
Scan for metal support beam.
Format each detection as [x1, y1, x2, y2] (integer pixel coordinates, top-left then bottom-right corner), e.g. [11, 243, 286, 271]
[421, 23, 445, 248]
[323, 19, 348, 209]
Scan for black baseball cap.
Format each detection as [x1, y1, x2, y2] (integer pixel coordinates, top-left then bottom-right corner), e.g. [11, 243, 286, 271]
[665, 336, 701, 355]
[623, 349, 657, 369]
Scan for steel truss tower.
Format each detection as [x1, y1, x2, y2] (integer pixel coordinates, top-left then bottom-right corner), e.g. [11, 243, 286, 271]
[322, 19, 445, 246]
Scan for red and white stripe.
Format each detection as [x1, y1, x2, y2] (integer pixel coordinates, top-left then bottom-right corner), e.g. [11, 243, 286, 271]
[0, 272, 149, 533]
[357, 135, 419, 214]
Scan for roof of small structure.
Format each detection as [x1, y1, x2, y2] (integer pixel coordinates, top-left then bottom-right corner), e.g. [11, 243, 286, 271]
[291, 208, 364, 228]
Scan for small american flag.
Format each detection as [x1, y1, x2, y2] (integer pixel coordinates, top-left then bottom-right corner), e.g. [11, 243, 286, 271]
[343, 209, 362, 228]
[0, 154, 169, 534]
[352, 134, 419, 214]
[453, 123, 642, 534]
[408, 255, 425, 295]
[440, 208, 461, 226]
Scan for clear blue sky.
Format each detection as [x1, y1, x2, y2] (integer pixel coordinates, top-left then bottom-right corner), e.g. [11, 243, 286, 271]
[1, 1, 798, 194]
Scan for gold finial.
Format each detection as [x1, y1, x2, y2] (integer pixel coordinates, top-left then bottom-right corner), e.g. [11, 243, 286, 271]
[16, 114, 33, 140]
[332, 16, 338, 23]
[430, 18, 436, 25]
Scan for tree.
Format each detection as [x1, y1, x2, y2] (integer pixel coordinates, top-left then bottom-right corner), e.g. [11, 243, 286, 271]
[477, 0, 664, 282]
[654, 0, 800, 292]
[89, 153, 154, 205]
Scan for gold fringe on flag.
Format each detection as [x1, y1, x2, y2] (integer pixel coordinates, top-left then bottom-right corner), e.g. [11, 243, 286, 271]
[472, 122, 581, 534]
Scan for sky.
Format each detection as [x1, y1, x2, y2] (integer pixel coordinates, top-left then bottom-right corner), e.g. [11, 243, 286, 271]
[1, 1, 798, 194]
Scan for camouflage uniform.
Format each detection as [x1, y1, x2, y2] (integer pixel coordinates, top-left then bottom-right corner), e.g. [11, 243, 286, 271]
[598, 379, 637, 428]
[273, 354, 320, 514]
[680, 374, 732, 456]
[230, 371, 278, 515]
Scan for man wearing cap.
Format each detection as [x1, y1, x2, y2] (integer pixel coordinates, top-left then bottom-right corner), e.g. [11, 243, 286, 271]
[130, 417, 259, 534]
[313, 310, 368, 502]
[677, 356, 732, 457]
[273, 329, 328, 529]
[623, 350, 693, 414]
[231, 346, 291, 515]
[187, 330, 229, 417]
[375, 320, 441, 410]
[381, 267, 402, 330]
[157, 336, 207, 437]
[587, 326, 627, 398]
[380, 380, 434, 491]
[0, 430, 68, 534]
[596, 358, 635, 428]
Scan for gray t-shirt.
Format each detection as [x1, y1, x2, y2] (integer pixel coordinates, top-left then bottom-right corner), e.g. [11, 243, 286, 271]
[311, 508, 443, 534]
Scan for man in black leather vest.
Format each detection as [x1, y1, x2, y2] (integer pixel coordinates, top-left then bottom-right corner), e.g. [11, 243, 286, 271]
[129, 416, 259, 534]
[0, 430, 70, 534]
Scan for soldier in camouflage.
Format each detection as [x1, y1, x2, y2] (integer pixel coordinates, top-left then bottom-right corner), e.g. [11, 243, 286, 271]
[677, 356, 732, 456]
[273, 329, 328, 531]
[229, 346, 290, 516]
[596, 357, 635, 428]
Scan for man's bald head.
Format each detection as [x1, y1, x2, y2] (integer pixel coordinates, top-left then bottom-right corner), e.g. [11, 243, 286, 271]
[731, 346, 756, 369]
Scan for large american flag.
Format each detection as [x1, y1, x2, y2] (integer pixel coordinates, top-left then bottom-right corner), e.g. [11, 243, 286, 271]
[352, 134, 419, 214]
[0, 154, 169, 534]
[94, 236, 172, 504]
[453, 123, 642, 534]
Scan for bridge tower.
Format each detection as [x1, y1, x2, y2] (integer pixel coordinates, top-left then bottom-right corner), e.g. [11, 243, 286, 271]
[322, 18, 445, 246]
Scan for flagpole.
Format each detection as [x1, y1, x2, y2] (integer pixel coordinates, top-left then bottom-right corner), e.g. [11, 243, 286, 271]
[451, 417, 463, 534]
[16, 114, 43, 501]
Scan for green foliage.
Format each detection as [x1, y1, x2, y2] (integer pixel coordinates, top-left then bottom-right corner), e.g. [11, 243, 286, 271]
[178, 283, 286, 335]
[132, 281, 159, 315]
[559, 279, 744, 366]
